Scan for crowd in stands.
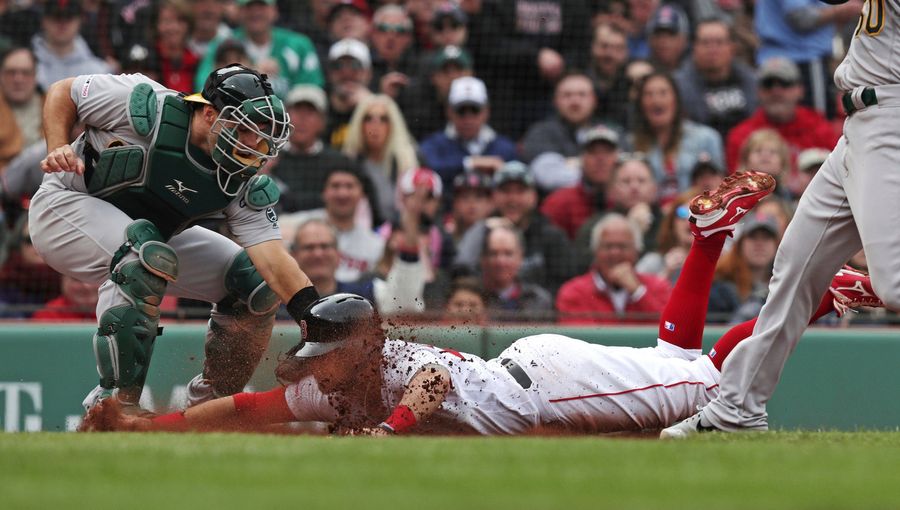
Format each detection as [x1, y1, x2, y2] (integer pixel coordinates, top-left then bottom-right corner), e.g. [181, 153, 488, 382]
[0, 0, 888, 326]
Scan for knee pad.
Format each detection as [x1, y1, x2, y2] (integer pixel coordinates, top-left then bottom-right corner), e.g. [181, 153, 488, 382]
[94, 220, 177, 390]
[221, 250, 279, 316]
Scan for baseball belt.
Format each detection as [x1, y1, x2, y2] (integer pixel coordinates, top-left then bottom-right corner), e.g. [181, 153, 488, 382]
[842, 87, 878, 116]
[500, 358, 533, 389]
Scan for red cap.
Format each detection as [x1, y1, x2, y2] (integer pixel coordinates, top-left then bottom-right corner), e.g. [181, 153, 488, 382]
[399, 167, 442, 197]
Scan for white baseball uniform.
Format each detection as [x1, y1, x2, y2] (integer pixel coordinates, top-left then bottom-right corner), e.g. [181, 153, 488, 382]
[284, 335, 721, 434]
[702, 1, 900, 430]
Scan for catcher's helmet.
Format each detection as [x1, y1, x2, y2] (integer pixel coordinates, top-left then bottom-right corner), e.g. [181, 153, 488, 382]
[185, 64, 291, 196]
[293, 293, 378, 358]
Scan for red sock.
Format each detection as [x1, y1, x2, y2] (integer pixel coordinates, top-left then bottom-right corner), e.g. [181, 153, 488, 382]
[708, 292, 836, 370]
[658, 234, 727, 351]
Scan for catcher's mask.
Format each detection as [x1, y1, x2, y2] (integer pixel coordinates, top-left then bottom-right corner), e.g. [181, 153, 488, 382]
[292, 293, 379, 358]
[185, 64, 291, 196]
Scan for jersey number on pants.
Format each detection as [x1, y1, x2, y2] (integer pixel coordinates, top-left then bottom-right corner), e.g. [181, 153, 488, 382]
[856, 0, 885, 37]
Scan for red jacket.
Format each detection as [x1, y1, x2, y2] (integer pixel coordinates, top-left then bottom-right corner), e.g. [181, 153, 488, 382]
[725, 107, 840, 173]
[540, 184, 602, 240]
[31, 296, 96, 322]
[556, 271, 671, 325]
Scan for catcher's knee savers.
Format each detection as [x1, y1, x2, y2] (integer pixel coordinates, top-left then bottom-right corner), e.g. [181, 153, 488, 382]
[220, 250, 279, 315]
[93, 220, 178, 391]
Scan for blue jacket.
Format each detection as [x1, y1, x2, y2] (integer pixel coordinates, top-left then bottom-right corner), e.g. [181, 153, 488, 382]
[420, 125, 518, 191]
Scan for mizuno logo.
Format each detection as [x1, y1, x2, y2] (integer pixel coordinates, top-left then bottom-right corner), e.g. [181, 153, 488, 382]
[729, 206, 748, 222]
[165, 180, 198, 204]
[834, 281, 874, 298]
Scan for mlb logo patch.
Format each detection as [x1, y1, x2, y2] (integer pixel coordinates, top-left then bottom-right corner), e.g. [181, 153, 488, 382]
[664, 321, 675, 332]
[709, 348, 717, 359]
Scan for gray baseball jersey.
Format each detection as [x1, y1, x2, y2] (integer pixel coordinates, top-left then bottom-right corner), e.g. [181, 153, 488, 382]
[834, 0, 899, 89]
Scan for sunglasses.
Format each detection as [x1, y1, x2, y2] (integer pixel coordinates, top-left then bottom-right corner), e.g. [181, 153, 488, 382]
[363, 113, 390, 123]
[760, 77, 796, 89]
[376, 22, 412, 34]
[454, 105, 482, 116]
[433, 20, 463, 32]
[329, 59, 364, 71]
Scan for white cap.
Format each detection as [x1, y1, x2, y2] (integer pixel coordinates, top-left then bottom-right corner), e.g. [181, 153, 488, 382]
[448, 76, 488, 108]
[328, 38, 371, 69]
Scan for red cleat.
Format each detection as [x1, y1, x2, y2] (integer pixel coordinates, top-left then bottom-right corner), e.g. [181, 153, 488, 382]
[689, 171, 776, 238]
[829, 266, 884, 317]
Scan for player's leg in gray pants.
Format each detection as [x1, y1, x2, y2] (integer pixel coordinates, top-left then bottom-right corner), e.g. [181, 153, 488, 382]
[702, 137, 862, 430]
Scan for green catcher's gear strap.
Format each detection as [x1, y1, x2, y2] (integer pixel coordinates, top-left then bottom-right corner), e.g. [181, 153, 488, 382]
[243, 174, 280, 211]
[109, 219, 179, 281]
[128, 83, 158, 137]
[222, 250, 279, 316]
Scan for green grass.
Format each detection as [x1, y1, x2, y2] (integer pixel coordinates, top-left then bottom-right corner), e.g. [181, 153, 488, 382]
[2, 432, 900, 510]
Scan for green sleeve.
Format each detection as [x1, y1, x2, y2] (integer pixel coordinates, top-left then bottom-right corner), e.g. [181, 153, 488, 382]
[286, 32, 324, 87]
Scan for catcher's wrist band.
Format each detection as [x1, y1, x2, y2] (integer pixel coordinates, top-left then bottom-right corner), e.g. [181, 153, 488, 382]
[286, 286, 320, 324]
[382, 405, 417, 434]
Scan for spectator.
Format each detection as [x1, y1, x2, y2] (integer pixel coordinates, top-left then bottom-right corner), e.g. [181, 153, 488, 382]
[636, 194, 693, 281]
[794, 147, 830, 200]
[343, 94, 419, 223]
[627, 71, 724, 203]
[754, 194, 794, 239]
[522, 72, 604, 193]
[31, 275, 100, 322]
[646, 3, 690, 73]
[0, 1, 41, 49]
[592, 0, 631, 34]
[674, 17, 758, 139]
[269, 85, 371, 215]
[444, 172, 493, 244]
[283, 168, 385, 282]
[480, 224, 554, 321]
[588, 23, 632, 129]
[419, 76, 518, 199]
[454, 161, 577, 294]
[736, 129, 794, 200]
[475, 0, 592, 138]
[327, 0, 372, 44]
[755, 0, 862, 119]
[713, 212, 780, 324]
[194, 0, 324, 97]
[187, 0, 232, 58]
[541, 125, 620, 240]
[145, 0, 199, 94]
[557, 213, 671, 324]
[624, 58, 655, 102]
[429, 3, 468, 48]
[689, 157, 724, 193]
[399, 44, 474, 140]
[324, 38, 373, 148]
[443, 276, 488, 325]
[211, 38, 251, 69]
[0, 217, 61, 318]
[1, 48, 41, 149]
[725, 57, 840, 175]
[31, 0, 111, 92]
[370, 5, 417, 99]
[627, 0, 662, 59]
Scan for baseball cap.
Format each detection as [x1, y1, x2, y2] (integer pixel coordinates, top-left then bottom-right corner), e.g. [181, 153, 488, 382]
[399, 167, 443, 197]
[432, 3, 468, 29]
[758, 57, 801, 84]
[453, 172, 493, 194]
[493, 161, 535, 188]
[328, 38, 372, 69]
[738, 213, 779, 239]
[328, 0, 371, 22]
[578, 125, 620, 149]
[648, 4, 688, 36]
[448, 76, 488, 108]
[431, 45, 473, 72]
[44, 0, 82, 18]
[286, 85, 328, 114]
[798, 148, 830, 173]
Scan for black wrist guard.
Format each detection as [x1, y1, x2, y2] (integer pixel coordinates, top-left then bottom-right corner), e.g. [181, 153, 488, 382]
[286, 286, 320, 324]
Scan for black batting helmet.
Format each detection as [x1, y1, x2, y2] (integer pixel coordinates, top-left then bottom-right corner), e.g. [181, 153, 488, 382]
[293, 293, 379, 358]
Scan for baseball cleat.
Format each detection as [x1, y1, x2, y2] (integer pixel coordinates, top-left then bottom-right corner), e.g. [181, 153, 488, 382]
[689, 171, 776, 238]
[829, 266, 884, 317]
[659, 409, 721, 439]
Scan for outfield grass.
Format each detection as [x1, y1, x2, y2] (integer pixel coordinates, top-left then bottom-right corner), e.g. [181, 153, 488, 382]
[1, 432, 899, 510]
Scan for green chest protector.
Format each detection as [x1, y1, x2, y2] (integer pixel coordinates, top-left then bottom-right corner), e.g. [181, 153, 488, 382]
[85, 84, 279, 240]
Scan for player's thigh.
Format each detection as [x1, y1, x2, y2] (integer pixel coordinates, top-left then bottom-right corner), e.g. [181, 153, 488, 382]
[28, 187, 135, 284]
[165, 225, 242, 303]
[843, 107, 900, 305]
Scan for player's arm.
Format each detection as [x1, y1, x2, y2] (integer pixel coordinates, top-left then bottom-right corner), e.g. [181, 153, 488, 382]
[368, 364, 451, 436]
[41, 77, 84, 174]
[156, 388, 297, 432]
[245, 239, 320, 322]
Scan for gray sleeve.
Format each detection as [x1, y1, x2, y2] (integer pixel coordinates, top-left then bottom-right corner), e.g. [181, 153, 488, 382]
[70, 73, 166, 133]
[224, 197, 283, 247]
